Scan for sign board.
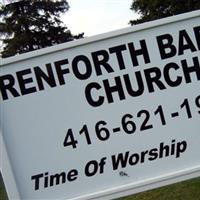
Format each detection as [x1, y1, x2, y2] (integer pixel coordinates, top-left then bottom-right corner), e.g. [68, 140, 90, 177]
[1, 11, 200, 200]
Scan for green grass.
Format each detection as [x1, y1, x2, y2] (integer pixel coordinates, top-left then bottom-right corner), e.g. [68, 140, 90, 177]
[0, 173, 7, 200]
[0, 176, 200, 200]
[119, 177, 200, 200]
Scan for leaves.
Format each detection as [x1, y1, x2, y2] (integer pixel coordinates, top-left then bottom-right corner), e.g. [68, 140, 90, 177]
[130, 0, 200, 25]
[0, 0, 83, 58]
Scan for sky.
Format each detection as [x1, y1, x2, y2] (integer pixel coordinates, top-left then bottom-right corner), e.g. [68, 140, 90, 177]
[0, 0, 140, 53]
[0, 0, 140, 37]
[62, 0, 140, 37]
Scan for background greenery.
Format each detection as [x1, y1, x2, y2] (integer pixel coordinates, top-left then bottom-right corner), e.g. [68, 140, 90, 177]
[0, 173, 8, 200]
[119, 177, 200, 200]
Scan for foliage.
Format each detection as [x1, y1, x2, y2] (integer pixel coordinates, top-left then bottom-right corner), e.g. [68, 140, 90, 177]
[130, 0, 200, 25]
[0, 0, 83, 58]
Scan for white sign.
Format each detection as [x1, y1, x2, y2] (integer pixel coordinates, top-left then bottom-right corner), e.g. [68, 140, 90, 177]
[1, 11, 200, 200]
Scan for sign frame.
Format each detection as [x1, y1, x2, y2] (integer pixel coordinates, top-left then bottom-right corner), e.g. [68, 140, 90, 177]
[1, 10, 200, 200]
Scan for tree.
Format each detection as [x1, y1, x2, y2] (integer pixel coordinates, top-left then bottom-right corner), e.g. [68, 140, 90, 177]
[0, 0, 83, 58]
[130, 0, 200, 25]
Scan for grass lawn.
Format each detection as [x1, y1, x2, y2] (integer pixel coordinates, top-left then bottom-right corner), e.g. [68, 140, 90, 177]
[0, 173, 7, 200]
[119, 177, 200, 200]
[1, 176, 200, 200]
